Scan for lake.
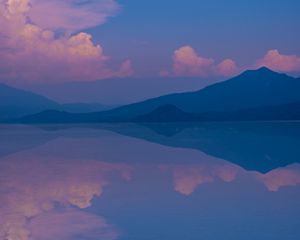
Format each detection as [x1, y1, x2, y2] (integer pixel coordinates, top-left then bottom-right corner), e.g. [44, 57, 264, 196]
[0, 122, 300, 240]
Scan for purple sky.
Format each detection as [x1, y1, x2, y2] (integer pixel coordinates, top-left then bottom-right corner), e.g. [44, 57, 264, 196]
[0, 0, 300, 103]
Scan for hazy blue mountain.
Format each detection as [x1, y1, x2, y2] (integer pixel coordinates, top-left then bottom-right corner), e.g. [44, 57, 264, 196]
[0, 83, 117, 120]
[92, 67, 300, 121]
[136, 101, 300, 122]
[133, 104, 199, 122]
[61, 102, 117, 113]
[17, 68, 300, 123]
[212, 101, 300, 121]
[19, 110, 77, 124]
[0, 83, 60, 120]
[27, 76, 216, 105]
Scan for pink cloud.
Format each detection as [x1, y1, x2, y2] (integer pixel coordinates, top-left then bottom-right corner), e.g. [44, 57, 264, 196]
[161, 45, 239, 77]
[256, 49, 300, 72]
[173, 46, 215, 77]
[216, 59, 239, 77]
[0, 0, 133, 84]
[28, 0, 121, 33]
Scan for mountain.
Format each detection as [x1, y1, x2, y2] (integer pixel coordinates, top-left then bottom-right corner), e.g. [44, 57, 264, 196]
[136, 101, 300, 122]
[133, 104, 199, 122]
[61, 102, 117, 113]
[92, 67, 300, 121]
[215, 101, 300, 121]
[19, 110, 77, 124]
[0, 83, 116, 121]
[27, 76, 215, 105]
[0, 83, 60, 120]
[17, 67, 300, 123]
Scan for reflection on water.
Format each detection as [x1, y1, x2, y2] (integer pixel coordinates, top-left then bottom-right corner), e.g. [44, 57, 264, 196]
[161, 163, 300, 195]
[160, 164, 240, 195]
[0, 123, 300, 240]
[0, 153, 131, 240]
[256, 165, 300, 192]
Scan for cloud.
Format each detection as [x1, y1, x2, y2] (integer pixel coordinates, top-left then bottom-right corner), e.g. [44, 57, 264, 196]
[256, 49, 300, 72]
[216, 59, 239, 77]
[0, 0, 133, 84]
[28, 0, 121, 33]
[161, 45, 239, 77]
[173, 46, 214, 77]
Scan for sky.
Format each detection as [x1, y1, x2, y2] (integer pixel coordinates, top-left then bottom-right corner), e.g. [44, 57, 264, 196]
[0, 0, 300, 86]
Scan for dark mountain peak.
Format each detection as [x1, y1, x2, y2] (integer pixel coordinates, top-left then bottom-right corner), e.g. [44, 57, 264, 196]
[152, 104, 186, 113]
[14, 67, 300, 123]
[20, 110, 74, 124]
[240, 67, 286, 79]
[256, 66, 275, 73]
[237, 67, 281, 77]
[0, 83, 61, 120]
[133, 104, 198, 122]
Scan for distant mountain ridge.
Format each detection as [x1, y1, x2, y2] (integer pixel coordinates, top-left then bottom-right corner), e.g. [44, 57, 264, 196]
[135, 102, 300, 122]
[92, 67, 300, 122]
[0, 83, 60, 120]
[0, 83, 113, 120]
[11, 67, 300, 123]
[133, 104, 199, 122]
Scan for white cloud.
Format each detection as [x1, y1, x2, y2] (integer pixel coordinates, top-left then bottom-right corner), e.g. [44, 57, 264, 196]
[28, 0, 121, 33]
[256, 49, 300, 72]
[0, 0, 133, 84]
[161, 45, 239, 77]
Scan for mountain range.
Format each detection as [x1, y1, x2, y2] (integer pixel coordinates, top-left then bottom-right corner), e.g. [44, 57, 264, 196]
[14, 67, 300, 123]
[0, 83, 59, 120]
[0, 83, 115, 121]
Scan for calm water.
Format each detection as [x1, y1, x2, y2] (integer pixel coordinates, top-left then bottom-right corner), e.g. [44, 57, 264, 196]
[0, 122, 300, 240]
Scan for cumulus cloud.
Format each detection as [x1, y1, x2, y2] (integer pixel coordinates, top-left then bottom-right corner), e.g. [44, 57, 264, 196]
[172, 46, 215, 77]
[161, 45, 239, 77]
[28, 0, 121, 33]
[0, 0, 133, 84]
[216, 58, 239, 77]
[256, 49, 300, 72]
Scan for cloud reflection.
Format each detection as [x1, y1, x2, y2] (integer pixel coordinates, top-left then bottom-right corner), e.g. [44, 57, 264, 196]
[256, 165, 300, 192]
[162, 163, 300, 195]
[0, 154, 132, 240]
[160, 164, 239, 195]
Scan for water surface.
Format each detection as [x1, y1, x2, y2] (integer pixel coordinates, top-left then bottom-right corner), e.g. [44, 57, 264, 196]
[0, 122, 300, 240]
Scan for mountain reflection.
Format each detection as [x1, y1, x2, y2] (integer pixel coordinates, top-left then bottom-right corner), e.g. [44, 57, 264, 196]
[94, 122, 300, 173]
[0, 124, 300, 240]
